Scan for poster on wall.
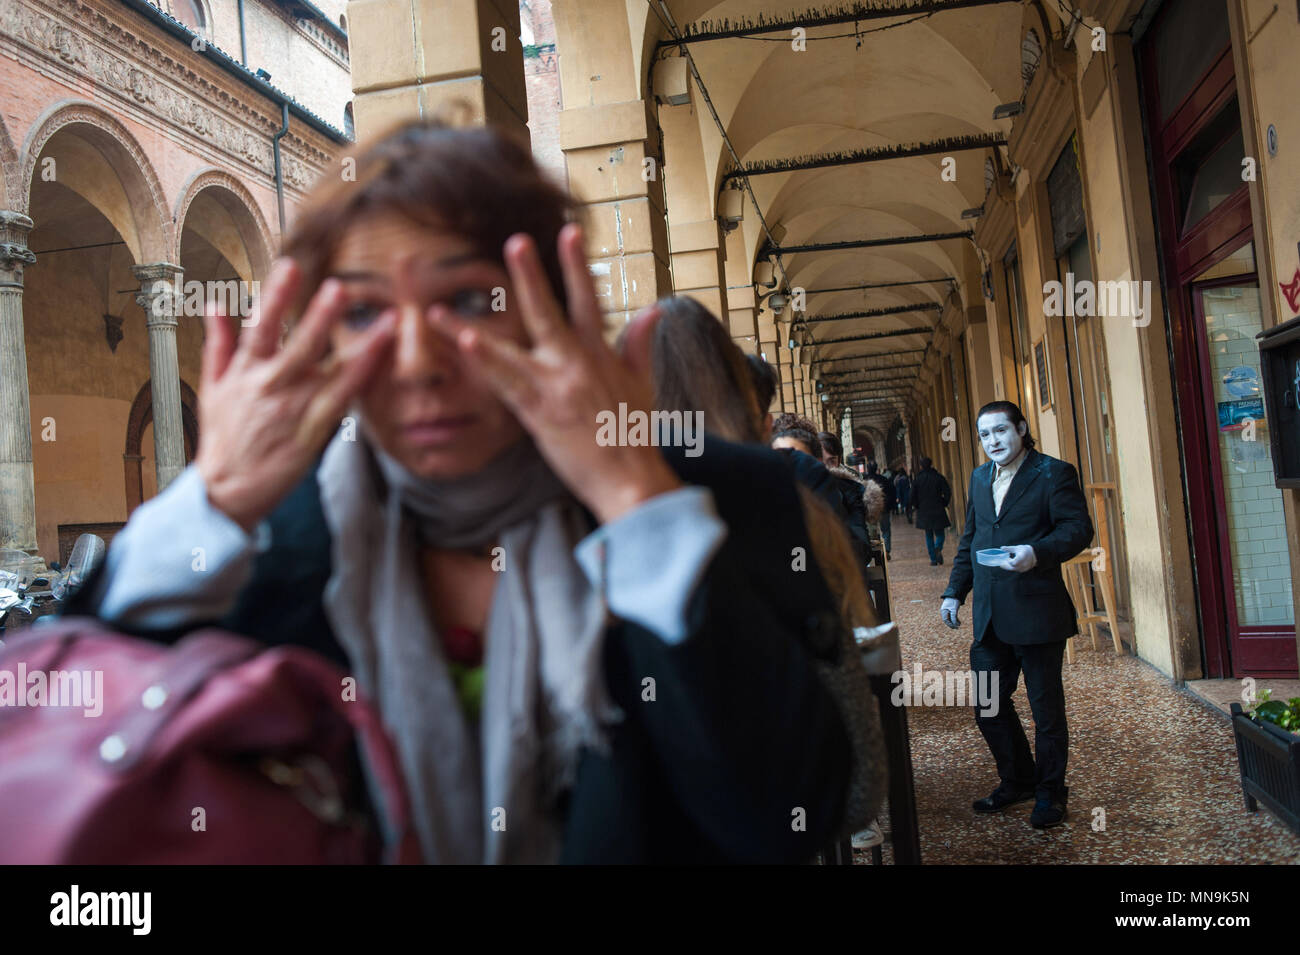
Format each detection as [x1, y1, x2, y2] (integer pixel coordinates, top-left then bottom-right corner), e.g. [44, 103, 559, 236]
[1217, 396, 1265, 431]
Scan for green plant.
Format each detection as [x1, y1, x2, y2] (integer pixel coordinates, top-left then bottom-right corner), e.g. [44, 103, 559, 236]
[1250, 689, 1300, 733]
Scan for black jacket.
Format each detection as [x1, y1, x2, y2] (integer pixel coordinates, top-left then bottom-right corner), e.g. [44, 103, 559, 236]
[941, 449, 1094, 645]
[779, 447, 850, 525]
[67, 438, 852, 863]
[910, 466, 952, 531]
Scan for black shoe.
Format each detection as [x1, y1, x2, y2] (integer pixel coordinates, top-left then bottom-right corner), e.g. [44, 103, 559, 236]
[1030, 788, 1069, 828]
[929, 559, 938, 566]
[936, 554, 944, 565]
[972, 786, 1036, 813]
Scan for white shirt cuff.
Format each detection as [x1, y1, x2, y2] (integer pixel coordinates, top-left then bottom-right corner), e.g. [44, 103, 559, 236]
[574, 486, 728, 645]
[94, 465, 258, 629]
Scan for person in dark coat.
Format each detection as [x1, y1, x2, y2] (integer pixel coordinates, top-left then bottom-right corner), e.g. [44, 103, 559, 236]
[817, 432, 873, 568]
[910, 455, 952, 565]
[894, 468, 912, 522]
[939, 400, 1093, 829]
[770, 418, 851, 525]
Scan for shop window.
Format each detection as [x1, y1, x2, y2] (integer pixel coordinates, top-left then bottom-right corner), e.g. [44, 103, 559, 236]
[1153, 0, 1230, 121]
[1003, 246, 1030, 369]
[1047, 135, 1086, 258]
[1173, 98, 1246, 236]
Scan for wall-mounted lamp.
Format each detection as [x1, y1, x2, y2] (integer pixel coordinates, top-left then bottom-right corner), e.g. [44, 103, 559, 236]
[992, 102, 1024, 120]
[961, 206, 984, 220]
[718, 189, 744, 231]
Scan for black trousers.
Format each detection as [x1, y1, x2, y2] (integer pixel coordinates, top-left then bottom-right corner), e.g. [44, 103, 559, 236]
[969, 627, 1068, 802]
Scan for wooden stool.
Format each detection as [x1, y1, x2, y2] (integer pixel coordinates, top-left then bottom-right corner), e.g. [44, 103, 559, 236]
[1061, 552, 1124, 663]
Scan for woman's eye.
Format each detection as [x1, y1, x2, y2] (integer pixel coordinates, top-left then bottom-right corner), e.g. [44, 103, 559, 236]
[450, 288, 495, 317]
[342, 301, 384, 329]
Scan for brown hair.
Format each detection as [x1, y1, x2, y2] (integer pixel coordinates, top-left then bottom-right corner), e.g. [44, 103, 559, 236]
[745, 354, 779, 416]
[282, 118, 578, 313]
[648, 296, 766, 443]
[799, 488, 878, 627]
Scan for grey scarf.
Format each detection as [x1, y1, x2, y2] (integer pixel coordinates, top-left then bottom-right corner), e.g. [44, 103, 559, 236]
[316, 423, 616, 864]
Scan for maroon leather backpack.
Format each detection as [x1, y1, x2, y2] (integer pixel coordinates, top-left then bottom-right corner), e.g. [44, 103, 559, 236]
[0, 620, 420, 864]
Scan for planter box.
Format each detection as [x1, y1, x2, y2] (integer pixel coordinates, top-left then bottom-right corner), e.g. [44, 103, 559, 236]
[1230, 702, 1300, 836]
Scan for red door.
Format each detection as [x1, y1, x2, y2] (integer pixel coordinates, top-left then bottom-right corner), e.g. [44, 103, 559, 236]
[1141, 4, 1297, 677]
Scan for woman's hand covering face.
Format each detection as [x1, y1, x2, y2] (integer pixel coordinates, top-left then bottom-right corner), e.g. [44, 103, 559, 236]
[429, 224, 683, 524]
[195, 261, 397, 532]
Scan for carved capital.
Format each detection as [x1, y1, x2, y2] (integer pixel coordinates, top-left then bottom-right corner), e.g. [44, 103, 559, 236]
[0, 213, 36, 285]
[133, 262, 184, 326]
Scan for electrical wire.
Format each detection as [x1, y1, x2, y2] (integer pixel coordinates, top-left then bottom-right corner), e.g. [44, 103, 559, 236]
[711, 12, 934, 41]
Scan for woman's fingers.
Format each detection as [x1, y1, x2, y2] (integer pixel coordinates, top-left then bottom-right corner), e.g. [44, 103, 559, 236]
[267, 279, 347, 389]
[299, 311, 397, 448]
[243, 259, 301, 360]
[429, 305, 539, 412]
[621, 303, 662, 377]
[201, 306, 237, 390]
[557, 224, 607, 349]
[504, 233, 568, 348]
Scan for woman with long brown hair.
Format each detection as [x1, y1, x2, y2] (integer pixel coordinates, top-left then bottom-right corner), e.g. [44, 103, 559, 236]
[73, 119, 852, 863]
[643, 294, 889, 853]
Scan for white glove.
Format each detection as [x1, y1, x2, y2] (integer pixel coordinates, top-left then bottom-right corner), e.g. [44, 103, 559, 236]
[940, 597, 961, 629]
[1003, 544, 1037, 572]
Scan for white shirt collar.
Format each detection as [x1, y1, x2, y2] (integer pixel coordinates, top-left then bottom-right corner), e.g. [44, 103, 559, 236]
[994, 447, 1028, 480]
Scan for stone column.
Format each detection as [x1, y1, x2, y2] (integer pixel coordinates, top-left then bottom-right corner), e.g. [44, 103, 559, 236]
[347, 0, 528, 142]
[670, 219, 727, 318]
[552, 0, 672, 326]
[133, 263, 186, 492]
[0, 212, 37, 552]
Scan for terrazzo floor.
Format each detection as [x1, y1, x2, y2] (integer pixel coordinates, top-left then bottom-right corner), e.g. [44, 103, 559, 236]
[857, 514, 1300, 865]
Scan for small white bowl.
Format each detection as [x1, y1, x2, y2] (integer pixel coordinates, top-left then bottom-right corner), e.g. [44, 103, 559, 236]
[976, 547, 1012, 567]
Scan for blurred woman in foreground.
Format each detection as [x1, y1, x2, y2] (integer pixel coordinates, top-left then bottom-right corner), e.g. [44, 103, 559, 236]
[74, 120, 852, 863]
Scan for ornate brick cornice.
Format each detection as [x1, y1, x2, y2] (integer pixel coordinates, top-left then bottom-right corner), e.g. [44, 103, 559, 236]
[0, 0, 335, 191]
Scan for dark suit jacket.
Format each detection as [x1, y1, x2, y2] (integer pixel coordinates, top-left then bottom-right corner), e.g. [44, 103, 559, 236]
[941, 448, 1093, 645]
[66, 438, 852, 864]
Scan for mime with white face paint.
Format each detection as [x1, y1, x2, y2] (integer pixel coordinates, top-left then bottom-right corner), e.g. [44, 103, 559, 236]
[939, 400, 1093, 830]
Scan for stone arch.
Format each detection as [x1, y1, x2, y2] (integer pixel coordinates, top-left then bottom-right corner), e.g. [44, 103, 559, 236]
[20, 100, 172, 264]
[173, 168, 275, 279]
[124, 378, 199, 513]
